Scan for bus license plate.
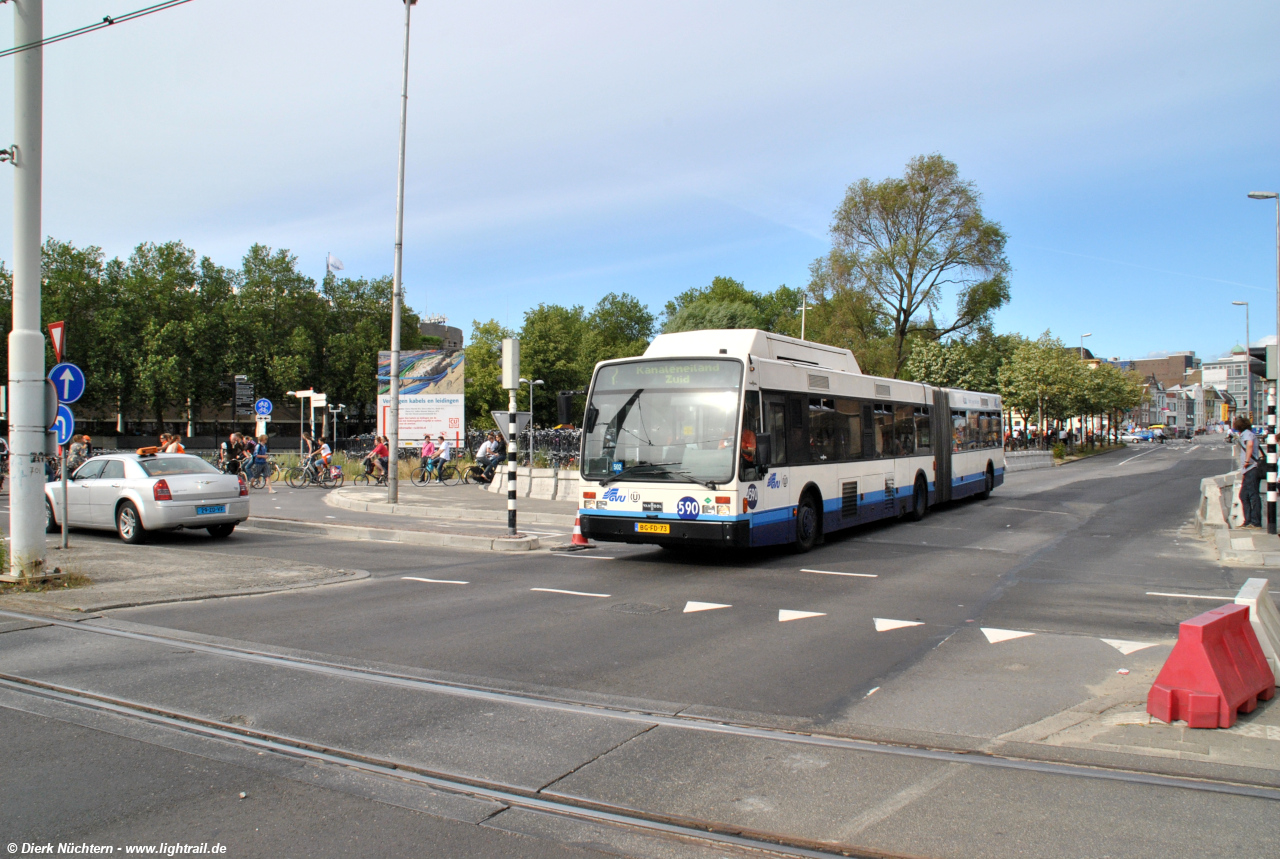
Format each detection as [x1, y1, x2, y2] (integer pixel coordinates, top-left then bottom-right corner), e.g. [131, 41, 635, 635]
[635, 522, 670, 534]
[196, 505, 226, 515]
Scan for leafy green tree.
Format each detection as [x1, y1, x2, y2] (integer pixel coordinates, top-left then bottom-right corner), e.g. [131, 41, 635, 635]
[804, 250, 897, 376]
[464, 319, 513, 429]
[519, 303, 590, 424]
[581, 292, 654, 368]
[661, 276, 800, 335]
[826, 154, 1011, 377]
[998, 332, 1083, 430]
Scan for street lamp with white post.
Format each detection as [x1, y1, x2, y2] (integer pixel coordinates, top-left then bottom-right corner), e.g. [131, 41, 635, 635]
[387, 0, 418, 503]
[520, 378, 544, 465]
[1232, 300, 1251, 419]
[1248, 191, 1280, 534]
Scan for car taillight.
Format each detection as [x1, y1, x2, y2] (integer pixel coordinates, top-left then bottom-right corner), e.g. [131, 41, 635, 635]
[238, 474, 249, 496]
[153, 479, 172, 501]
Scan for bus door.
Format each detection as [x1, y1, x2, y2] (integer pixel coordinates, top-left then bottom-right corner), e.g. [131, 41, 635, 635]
[760, 392, 795, 515]
[932, 388, 952, 503]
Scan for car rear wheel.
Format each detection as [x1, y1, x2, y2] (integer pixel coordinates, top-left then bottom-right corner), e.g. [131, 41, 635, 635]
[207, 523, 236, 539]
[116, 501, 147, 544]
[45, 499, 58, 533]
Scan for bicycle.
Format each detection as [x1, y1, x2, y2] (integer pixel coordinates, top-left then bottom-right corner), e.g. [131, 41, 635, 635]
[353, 456, 388, 487]
[248, 458, 283, 490]
[285, 457, 345, 489]
[410, 457, 461, 486]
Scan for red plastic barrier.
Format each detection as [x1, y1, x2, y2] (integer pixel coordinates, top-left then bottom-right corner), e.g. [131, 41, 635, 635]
[1148, 603, 1276, 728]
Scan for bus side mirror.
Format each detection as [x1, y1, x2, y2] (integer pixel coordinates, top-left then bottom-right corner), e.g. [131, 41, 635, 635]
[755, 433, 772, 469]
[584, 406, 599, 434]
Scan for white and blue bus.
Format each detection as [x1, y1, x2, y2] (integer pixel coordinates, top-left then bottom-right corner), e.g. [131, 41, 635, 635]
[577, 329, 1004, 551]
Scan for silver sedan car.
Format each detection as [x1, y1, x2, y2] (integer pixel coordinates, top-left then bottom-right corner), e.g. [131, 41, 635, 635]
[45, 452, 250, 543]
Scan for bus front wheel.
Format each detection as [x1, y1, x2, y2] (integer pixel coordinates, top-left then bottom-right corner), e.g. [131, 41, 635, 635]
[794, 494, 820, 553]
[977, 464, 995, 500]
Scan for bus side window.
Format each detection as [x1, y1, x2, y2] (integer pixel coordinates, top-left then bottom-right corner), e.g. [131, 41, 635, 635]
[894, 404, 916, 455]
[763, 393, 787, 465]
[953, 411, 966, 452]
[835, 397, 861, 460]
[967, 411, 981, 450]
[875, 403, 894, 457]
[914, 406, 931, 452]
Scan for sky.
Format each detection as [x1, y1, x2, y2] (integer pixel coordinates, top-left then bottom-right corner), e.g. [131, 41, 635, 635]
[0, 0, 1276, 363]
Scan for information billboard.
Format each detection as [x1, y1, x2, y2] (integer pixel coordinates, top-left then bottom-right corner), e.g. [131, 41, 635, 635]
[376, 349, 465, 446]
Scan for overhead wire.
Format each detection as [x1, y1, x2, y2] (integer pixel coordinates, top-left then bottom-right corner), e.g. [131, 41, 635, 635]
[0, 0, 196, 59]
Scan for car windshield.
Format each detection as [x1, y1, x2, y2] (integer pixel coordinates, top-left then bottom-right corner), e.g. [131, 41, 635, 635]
[582, 359, 743, 485]
[137, 455, 222, 477]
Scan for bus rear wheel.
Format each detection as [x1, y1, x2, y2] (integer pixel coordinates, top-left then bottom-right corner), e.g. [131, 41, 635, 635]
[977, 464, 995, 499]
[908, 475, 928, 521]
[794, 493, 820, 553]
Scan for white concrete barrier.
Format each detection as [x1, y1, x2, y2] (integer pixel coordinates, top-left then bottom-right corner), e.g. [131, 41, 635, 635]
[1004, 451, 1053, 472]
[486, 467, 579, 501]
[1236, 578, 1280, 683]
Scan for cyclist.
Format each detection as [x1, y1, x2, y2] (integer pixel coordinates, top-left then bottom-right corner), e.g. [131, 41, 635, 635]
[369, 436, 389, 479]
[252, 433, 276, 493]
[219, 432, 244, 474]
[315, 438, 334, 479]
[476, 432, 503, 484]
[425, 433, 453, 483]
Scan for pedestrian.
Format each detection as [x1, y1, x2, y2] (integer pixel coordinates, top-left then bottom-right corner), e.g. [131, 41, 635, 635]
[220, 432, 243, 473]
[253, 433, 276, 493]
[67, 434, 88, 472]
[1235, 415, 1263, 530]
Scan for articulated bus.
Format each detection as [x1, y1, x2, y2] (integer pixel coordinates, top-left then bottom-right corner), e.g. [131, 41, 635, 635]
[577, 329, 1004, 551]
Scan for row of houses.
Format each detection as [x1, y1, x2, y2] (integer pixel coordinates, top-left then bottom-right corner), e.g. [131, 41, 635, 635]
[1112, 345, 1266, 434]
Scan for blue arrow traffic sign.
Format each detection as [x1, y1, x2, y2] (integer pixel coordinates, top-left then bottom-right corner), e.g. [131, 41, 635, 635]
[254, 398, 273, 416]
[48, 362, 85, 404]
[55, 404, 75, 446]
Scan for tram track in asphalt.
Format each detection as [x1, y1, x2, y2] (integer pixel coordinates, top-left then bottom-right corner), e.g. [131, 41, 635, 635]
[3, 607, 1278, 801]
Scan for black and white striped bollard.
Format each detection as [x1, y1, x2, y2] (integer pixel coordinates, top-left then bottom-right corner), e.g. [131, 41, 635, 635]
[507, 391, 518, 537]
[1267, 383, 1277, 535]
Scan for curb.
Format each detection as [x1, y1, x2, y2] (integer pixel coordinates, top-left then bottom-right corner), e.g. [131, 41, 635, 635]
[0, 570, 372, 614]
[325, 488, 576, 527]
[244, 516, 541, 552]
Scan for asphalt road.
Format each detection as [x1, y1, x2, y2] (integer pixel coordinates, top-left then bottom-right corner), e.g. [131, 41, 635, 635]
[4, 439, 1275, 858]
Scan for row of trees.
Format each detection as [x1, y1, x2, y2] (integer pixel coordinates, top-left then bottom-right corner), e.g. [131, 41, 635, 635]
[0, 239, 424, 434]
[908, 331, 1146, 439]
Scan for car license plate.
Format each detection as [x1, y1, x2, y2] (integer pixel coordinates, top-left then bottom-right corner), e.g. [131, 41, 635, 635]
[196, 505, 226, 515]
[635, 522, 670, 534]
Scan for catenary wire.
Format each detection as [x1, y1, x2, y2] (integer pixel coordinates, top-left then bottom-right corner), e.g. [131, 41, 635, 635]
[0, 0, 196, 60]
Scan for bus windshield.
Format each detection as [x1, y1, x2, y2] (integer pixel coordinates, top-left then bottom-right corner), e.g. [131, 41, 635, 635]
[582, 359, 743, 486]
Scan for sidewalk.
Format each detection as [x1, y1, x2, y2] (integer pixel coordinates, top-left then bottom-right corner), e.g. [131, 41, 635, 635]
[0, 538, 368, 615]
[241, 482, 576, 552]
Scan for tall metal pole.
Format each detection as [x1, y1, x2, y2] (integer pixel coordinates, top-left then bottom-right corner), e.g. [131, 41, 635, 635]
[1245, 304, 1251, 419]
[6, 0, 44, 580]
[387, 0, 415, 502]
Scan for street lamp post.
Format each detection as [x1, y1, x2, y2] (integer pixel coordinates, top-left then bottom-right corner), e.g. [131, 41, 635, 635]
[387, 0, 417, 503]
[1232, 300, 1250, 419]
[1248, 191, 1279, 534]
[1079, 333, 1092, 445]
[520, 378, 543, 465]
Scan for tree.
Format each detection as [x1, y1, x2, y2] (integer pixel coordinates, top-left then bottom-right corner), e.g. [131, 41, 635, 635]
[998, 332, 1083, 433]
[581, 292, 654, 368]
[660, 276, 800, 335]
[464, 319, 513, 429]
[826, 154, 1011, 377]
[803, 250, 898, 376]
[519, 303, 590, 424]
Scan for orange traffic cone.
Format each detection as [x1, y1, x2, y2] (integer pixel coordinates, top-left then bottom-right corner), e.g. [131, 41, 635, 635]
[553, 514, 595, 552]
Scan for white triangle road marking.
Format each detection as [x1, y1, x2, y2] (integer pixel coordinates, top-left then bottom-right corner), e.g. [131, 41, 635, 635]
[1101, 638, 1159, 655]
[874, 618, 924, 632]
[683, 601, 731, 613]
[779, 610, 826, 622]
[981, 627, 1035, 644]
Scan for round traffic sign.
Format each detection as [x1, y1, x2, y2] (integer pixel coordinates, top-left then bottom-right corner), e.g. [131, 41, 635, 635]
[254, 398, 273, 416]
[55, 404, 75, 446]
[48, 362, 85, 404]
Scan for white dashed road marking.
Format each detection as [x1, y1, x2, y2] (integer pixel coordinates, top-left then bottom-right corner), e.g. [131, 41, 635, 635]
[981, 627, 1034, 643]
[1101, 638, 1160, 655]
[801, 569, 878, 578]
[531, 587, 611, 598]
[1146, 591, 1232, 601]
[874, 618, 924, 632]
[402, 576, 468, 585]
[683, 601, 731, 613]
[779, 610, 826, 622]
